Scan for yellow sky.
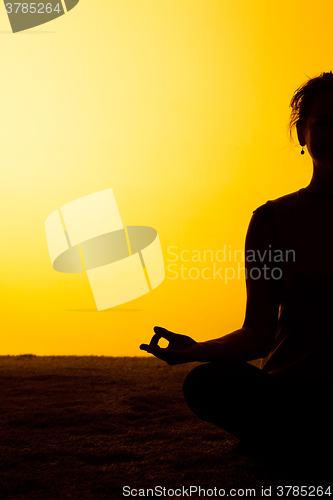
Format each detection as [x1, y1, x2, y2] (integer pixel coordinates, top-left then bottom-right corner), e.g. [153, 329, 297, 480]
[0, 0, 331, 355]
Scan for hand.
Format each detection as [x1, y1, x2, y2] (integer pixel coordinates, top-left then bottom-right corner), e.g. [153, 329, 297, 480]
[140, 326, 198, 365]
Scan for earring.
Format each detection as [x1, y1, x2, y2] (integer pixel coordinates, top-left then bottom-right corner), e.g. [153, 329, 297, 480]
[301, 146, 305, 155]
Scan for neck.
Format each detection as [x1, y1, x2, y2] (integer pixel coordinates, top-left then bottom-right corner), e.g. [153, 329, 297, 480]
[306, 162, 333, 196]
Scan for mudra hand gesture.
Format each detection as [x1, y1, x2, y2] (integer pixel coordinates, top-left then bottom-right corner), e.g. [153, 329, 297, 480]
[140, 326, 200, 365]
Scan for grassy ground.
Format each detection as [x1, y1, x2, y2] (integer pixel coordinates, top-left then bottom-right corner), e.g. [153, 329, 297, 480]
[0, 356, 330, 500]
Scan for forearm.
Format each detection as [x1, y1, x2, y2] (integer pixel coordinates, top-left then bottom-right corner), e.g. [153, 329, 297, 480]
[191, 327, 275, 363]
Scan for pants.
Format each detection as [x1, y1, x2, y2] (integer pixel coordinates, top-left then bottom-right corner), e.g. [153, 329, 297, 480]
[182, 361, 331, 458]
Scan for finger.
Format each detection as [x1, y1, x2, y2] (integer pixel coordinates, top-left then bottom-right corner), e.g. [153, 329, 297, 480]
[151, 326, 175, 345]
[153, 326, 170, 334]
[140, 343, 160, 351]
[141, 345, 168, 360]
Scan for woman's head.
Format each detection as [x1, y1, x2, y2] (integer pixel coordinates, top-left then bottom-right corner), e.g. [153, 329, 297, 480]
[290, 72, 333, 168]
[289, 71, 333, 138]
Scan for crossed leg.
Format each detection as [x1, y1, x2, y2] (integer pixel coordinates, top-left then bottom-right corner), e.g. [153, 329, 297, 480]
[183, 361, 330, 458]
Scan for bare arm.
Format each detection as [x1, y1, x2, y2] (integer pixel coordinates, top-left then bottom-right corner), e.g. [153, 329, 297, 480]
[140, 210, 280, 364]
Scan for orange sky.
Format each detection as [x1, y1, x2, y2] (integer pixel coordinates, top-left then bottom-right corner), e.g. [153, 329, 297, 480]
[0, 0, 331, 355]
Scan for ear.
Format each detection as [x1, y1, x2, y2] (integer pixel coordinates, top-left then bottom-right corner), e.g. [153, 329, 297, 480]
[296, 122, 306, 147]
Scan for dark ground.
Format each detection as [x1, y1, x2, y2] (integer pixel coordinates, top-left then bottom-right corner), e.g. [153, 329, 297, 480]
[0, 356, 331, 500]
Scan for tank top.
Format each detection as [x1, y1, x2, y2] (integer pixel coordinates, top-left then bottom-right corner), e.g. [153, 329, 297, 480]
[253, 188, 333, 388]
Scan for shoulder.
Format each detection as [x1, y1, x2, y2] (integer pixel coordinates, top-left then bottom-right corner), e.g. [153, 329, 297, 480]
[253, 201, 275, 229]
[254, 191, 300, 214]
[269, 190, 301, 209]
[246, 204, 276, 249]
[252, 191, 301, 232]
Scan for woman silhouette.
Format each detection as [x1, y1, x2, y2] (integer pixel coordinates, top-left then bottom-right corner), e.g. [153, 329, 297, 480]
[140, 72, 333, 459]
